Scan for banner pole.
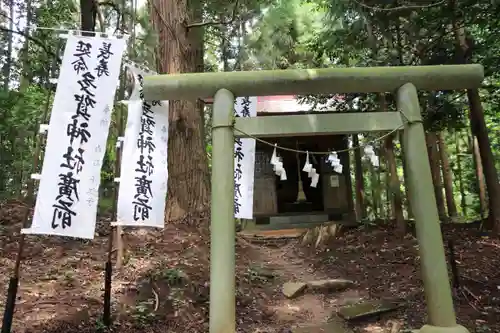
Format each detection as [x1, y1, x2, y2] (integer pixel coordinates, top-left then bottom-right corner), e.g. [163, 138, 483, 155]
[103, 62, 128, 327]
[1, 47, 58, 332]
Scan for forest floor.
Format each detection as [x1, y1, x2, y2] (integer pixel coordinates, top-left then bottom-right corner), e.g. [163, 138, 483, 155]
[0, 199, 499, 333]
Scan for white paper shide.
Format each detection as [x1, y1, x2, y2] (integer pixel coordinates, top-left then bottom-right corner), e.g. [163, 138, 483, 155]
[116, 66, 169, 228]
[25, 35, 126, 239]
[234, 97, 257, 219]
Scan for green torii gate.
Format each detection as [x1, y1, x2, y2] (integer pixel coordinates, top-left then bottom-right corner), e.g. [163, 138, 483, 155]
[143, 64, 484, 333]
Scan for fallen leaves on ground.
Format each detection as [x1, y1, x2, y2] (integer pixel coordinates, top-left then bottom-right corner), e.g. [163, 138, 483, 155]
[1, 200, 499, 333]
[296, 223, 500, 332]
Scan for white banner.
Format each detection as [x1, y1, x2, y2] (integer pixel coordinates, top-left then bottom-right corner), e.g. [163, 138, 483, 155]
[234, 97, 257, 219]
[115, 66, 169, 228]
[24, 35, 126, 239]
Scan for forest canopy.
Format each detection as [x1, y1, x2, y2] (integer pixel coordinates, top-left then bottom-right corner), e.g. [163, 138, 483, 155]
[0, 0, 499, 231]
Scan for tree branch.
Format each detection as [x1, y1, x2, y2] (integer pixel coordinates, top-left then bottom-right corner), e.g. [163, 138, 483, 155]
[99, 0, 120, 12]
[352, 0, 446, 12]
[98, 0, 124, 33]
[0, 26, 61, 63]
[0, 11, 24, 33]
[480, 84, 500, 90]
[95, 0, 106, 33]
[186, 0, 239, 29]
[0, 11, 14, 24]
[407, 22, 468, 66]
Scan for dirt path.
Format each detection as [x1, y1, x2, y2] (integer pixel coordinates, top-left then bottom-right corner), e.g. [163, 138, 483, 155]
[2, 205, 497, 333]
[242, 239, 367, 332]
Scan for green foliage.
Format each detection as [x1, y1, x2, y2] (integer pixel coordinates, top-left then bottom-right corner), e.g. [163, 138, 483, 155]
[244, 0, 326, 69]
[475, 323, 492, 333]
[0, 0, 499, 223]
[242, 0, 500, 220]
[151, 267, 188, 286]
[0, 85, 48, 198]
[0, 0, 153, 210]
[131, 299, 157, 326]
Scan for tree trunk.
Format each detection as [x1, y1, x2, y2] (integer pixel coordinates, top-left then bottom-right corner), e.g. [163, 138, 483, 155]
[2, 0, 14, 91]
[151, 0, 210, 224]
[399, 134, 413, 219]
[375, 148, 385, 220]
[455, 132, 467, 216]
[450, 0, 500, 232]
[370, 163, 379, 220]
[80, 0, 97, 34]
[426, 132, 446, 220]
[468, 92, 498, 230]
[471, 135, 487, 220]
[384, 167, 391, 221]
[341, 136, 356, 222]
[220, 25, 231, 72]
[385, 135, 405, 233]
[18, 0, 33, 91]
[437, 132, 458, 218]
[353, 134, 366, 221]
[12, 0, 33, 197]
[377, 168, 384, 219]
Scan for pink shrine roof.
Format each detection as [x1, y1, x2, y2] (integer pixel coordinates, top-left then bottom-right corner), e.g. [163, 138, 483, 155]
[203, 95, 344, 113]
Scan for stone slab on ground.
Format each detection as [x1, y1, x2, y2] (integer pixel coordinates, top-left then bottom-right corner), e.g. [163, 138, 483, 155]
[306, 279, 355, 292]
[337, 299, 400, 321]
[238, 229, 306, 239]
[292, 322, 353, 333]
[250, 265, 277, 279]
[283, 282, 307, 299]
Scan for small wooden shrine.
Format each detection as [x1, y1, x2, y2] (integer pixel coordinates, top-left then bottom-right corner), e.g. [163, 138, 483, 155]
[250, 96, 352, 229]
[206, 95, 353, 229]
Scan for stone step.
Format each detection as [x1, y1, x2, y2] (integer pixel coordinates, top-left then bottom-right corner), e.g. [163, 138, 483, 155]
[292, 315, 354, 333]
[292, 321, 353, 333]
[282, 282, 307, 299]
[239, 229, 305, 238]
[283, 279, 355, 299]
[256, 221, 328, 230]
[337, 299, 400, 321]
[270, 214, 330, 224]
[307, 279, 355, 292]
[253, 220, 359, 231]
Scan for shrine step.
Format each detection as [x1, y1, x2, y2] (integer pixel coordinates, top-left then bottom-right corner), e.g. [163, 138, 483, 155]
[257, 221, 328, 230]
[271, 214, 330, 225]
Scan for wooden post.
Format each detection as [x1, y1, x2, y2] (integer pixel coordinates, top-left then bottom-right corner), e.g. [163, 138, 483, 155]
[1, 42, 61, 333]
[397, 83, 469, 333]
[111, 68, 127, 269]
[209, 88, 236, 333]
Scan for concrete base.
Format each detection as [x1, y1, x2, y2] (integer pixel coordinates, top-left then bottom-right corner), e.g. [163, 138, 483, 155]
[419, 325, 470, 333]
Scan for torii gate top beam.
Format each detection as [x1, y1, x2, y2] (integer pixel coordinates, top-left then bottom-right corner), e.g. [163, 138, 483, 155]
[142, 64, 484, 101]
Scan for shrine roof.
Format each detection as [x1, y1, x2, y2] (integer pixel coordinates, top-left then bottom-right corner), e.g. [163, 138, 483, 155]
[202, 95, 345, 113]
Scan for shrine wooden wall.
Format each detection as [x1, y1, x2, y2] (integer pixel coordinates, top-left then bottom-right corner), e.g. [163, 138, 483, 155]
[252, 134, 349, 217]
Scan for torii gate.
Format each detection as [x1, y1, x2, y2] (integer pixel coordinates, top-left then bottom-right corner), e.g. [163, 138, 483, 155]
[143, 64, 483, 333]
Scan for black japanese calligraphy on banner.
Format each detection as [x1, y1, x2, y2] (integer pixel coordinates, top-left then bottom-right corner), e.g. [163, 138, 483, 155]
[233, 96, 252, 216]
[95, 42, 113, 77]
[51, 40, 99, 230]
[116, 66, 169, 229]
[51, 40, 115, 231]
[27, 35, 126, 239]
[132, 74, 163, 222]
